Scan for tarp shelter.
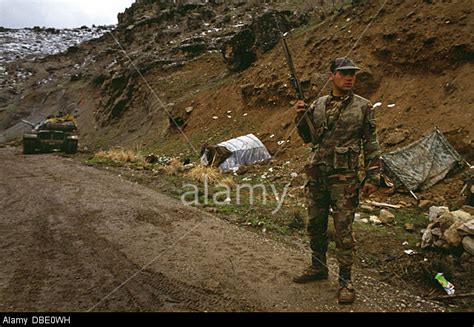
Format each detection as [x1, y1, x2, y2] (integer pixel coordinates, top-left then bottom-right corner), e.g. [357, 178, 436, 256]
[381, 128, 466, 192]
[200, 134, 271, 172]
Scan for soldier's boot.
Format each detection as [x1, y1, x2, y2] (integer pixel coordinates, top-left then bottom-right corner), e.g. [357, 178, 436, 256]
[337, 267, 355, 304]
[292, 254, 328, 283]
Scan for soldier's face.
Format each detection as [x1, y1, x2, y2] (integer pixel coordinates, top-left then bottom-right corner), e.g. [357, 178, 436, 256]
[330, 70, 357, 94]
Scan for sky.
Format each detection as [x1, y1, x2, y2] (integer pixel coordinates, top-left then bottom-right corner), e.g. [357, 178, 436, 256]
[0, 0, 136, 28]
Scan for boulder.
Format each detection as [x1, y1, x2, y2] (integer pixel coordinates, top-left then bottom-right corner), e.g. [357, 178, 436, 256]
[431, 227, 442, 237]
[442, 221, 464, 247]
[457, 220, 474, 236]
[421, 229, 433, 248]
[379, 209, 395, 224]
[460, 205, 474, 216]
[451, 210, 472, 223]
[434, 212, 456, 231]
[429, 206, 449, 221]
[462, 236, 474, 255]
[433, 238, 449, 250]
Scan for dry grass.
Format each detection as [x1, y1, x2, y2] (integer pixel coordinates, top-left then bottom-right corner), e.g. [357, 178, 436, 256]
[185, 165, 225, 184]
[219, 176, 236, 189]
[94, 148, 144, 163]
[162, 158, 184, 176]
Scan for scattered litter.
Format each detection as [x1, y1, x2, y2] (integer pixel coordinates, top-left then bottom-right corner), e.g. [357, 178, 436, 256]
[387, 103, 396, 108]
[268, 167, 274, 172]
[363, 200, 402, 209]
[270, 134, 275, 138]
[373, 102, 382, 108]
[277, 140, 285, 145]
[227, 115, 232, 119]
[290, 172, 298, 178]
[243, 113, 248, 116]
[402, 241, 409, 246]
[435, 273, 455, 296]
[223, 197, 231, 204]
[212, 116, 218, 119]
[404, 249, 415, 255]
[227, 110, 232, 113]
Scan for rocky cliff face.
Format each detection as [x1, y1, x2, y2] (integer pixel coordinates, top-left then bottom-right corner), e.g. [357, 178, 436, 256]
[89, 1, 309, 126]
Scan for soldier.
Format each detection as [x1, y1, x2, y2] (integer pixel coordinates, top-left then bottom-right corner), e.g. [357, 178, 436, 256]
[293, 57, 381, 304]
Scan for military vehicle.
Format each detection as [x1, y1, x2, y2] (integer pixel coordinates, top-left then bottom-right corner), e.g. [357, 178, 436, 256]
[21, 115, 78, 154]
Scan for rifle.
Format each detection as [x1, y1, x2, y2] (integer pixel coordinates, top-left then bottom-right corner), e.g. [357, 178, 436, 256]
[274, 16, 317, 144]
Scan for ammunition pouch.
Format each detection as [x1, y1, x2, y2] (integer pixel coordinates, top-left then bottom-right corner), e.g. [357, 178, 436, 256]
[334, 146, 349, 170]
[333, 145, 360, 171]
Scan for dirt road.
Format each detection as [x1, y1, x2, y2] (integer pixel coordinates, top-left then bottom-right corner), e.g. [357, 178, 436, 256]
[0, 147, 444, 312]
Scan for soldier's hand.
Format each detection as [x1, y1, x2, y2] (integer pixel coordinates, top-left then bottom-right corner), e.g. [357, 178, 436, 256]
[295, 100, 306, 111]
[361, 182, 377, 196]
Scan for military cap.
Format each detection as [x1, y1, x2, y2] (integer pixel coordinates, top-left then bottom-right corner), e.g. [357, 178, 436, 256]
[330, 57, 361, 73]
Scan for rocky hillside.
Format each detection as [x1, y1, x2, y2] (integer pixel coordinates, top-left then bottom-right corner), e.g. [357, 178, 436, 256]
[0, 0, 472, 163]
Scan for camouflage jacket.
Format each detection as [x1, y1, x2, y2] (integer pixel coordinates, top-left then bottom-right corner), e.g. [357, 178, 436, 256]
[295, 92, 381, 184]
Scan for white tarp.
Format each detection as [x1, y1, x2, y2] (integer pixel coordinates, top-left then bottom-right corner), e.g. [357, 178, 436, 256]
[200, 133, 271, 172]
[381, 128, 465, 191]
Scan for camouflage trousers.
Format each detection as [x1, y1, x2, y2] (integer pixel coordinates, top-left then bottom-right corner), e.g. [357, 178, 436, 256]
[305, 165, 360, 269]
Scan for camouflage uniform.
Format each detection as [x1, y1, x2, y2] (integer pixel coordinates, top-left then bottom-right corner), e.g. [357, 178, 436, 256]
[296, 91, 381, 283]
